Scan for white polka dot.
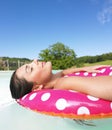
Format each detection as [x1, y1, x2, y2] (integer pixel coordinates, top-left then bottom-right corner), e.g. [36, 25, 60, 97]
[41, 93, 51, 101]
[110, 102, 112, 109]
[75, 72, 80, 75]
[56, 98, 67, 110]
[109, 71, 112, 76]
[22, 94, 28, 100]
[77, 106, 90, 115]
[110, 67, 112, 70]
[100, 68, 106, 73]
[69, 90, 78, 93]
[29, 93, 37, 100]
[92, 73, 97, 77]
[84, 72, 89, 76]
[87, 95, 99, 101]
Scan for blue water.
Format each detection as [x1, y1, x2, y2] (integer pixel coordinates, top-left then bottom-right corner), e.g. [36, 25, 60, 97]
[0, 71, 112, 130]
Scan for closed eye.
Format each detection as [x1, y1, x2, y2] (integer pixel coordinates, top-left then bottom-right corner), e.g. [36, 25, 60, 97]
[25, 65, 33, 73]
[31, 67, 33, 72]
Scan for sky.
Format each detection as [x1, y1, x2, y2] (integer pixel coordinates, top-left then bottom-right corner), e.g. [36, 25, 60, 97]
[0, 0, 112, 59]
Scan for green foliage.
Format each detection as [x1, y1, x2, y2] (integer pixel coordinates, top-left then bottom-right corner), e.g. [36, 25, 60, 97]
[0, 43, 112, 70]
[84, 60, 112, 66]
[39, 42, 77, 69]
[0, 57, 31, 70]
[76, 52, 112, 64]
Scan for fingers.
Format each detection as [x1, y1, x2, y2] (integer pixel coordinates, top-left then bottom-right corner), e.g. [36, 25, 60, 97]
[94, 65, 110, 69]
[86, 70, 100, 73]
[86, 65, 111, 73]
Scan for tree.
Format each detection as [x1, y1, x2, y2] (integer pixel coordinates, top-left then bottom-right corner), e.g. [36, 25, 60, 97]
[39, 42, 77, 69]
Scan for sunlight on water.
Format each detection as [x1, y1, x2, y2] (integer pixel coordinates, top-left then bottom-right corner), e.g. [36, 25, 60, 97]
[0, 71, 15, 109]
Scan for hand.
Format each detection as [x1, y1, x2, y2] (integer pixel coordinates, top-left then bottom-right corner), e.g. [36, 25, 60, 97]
[81, 65, 110, 73]
[62, 65, 110, 75]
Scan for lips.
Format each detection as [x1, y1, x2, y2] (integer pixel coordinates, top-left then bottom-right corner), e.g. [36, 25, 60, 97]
[42, 62, 46, 67]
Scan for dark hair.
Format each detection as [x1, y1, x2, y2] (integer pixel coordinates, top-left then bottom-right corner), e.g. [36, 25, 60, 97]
[10, 71, 33, 99]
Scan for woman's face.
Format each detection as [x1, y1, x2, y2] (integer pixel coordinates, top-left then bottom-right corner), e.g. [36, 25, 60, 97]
[16, 59, 52, 84]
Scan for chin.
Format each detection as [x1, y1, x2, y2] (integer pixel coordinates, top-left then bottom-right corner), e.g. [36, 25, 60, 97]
[46, 61, 52, 69]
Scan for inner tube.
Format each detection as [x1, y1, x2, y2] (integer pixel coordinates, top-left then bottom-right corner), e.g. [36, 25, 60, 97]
[17, 66, 112, 119]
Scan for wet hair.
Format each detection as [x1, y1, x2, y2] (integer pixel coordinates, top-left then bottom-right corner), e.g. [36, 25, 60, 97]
[10, 71, 33, 99]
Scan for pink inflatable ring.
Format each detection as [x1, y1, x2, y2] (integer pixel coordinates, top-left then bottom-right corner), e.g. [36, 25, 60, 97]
[17, 67, 112, 120]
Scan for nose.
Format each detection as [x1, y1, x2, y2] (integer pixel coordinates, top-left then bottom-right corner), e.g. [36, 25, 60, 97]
[33, 59, 38, 64]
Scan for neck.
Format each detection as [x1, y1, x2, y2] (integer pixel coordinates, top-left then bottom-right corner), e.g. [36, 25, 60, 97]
[44, 71, 62, 89]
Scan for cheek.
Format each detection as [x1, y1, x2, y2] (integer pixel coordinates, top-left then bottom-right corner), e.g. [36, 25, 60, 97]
[31, 70, 41, 82]
[31, 66, 52, 84]
[33, 71, 50, 84]
[40, 70, 51, 83]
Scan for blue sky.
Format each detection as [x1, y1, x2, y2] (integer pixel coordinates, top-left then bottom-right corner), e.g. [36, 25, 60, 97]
[0, 0, 112, 59]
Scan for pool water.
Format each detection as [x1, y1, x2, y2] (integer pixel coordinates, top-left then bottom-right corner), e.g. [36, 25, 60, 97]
[0, 71, 112, 130]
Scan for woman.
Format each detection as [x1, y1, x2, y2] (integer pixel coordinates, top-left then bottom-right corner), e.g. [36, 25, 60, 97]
[10, 59, 112, 100]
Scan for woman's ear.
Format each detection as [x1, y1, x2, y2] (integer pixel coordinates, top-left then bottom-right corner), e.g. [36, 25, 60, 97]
[32, 83, 43, 91]
[38, 84, 44, 90]
[32, 82, 38, 91]
[32, 85, 36, 91]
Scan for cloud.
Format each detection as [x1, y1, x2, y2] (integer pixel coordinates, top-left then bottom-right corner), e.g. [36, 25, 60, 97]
[97, 6, 112, 24]
[97, 0, 112, 24]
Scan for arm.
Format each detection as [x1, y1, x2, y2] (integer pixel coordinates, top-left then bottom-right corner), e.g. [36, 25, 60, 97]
[54, 65, 110, 78]
[54, 76, 112, 101]
[61, 65, 110, 76]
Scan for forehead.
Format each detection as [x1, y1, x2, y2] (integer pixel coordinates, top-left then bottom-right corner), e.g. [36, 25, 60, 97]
[16, 64, 26, 78]
[17, 64, 26, 72]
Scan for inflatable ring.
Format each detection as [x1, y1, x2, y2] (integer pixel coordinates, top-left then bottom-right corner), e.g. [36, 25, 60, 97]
[17, 67, 112, 120]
